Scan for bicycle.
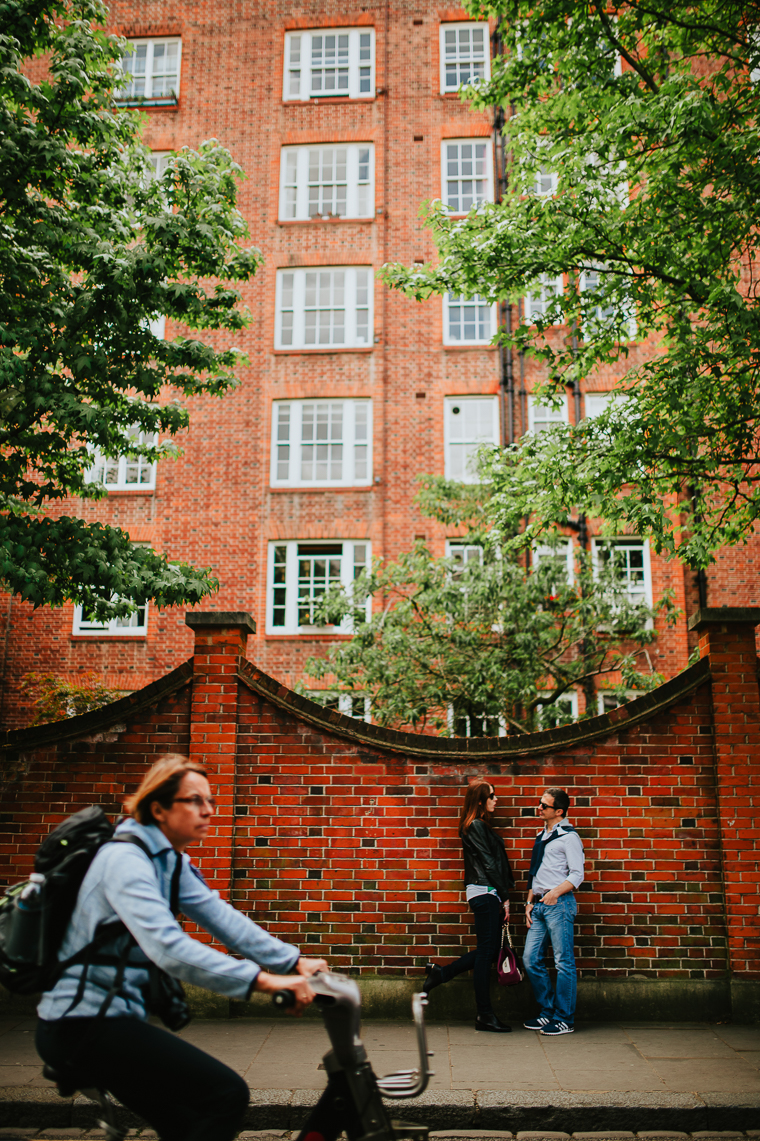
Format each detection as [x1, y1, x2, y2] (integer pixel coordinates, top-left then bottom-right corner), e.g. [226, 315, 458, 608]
[43, 971, 434, 1141]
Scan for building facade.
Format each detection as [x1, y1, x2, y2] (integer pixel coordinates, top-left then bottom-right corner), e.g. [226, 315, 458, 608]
[0, 0, 755, 730]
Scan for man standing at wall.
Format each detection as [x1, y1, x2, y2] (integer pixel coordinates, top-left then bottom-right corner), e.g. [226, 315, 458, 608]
[523, 787, 585, 1036]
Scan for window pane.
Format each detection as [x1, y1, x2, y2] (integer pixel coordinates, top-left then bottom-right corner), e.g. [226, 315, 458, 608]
[444, 140, 489, 212]
[444, 24, 487, 90]
[151, 41, 179, 97]
[123, 42, 147, 99]
[446, 398, 496, 481]
[530, 398, 567, 432]
[311, 32, 350, 94]
[298, 548, 343, 624]
[272, 545, 288, 626]
[288, 35, 301, 96]
[301, 403, 344, 481]
[446, 293, 491, 342]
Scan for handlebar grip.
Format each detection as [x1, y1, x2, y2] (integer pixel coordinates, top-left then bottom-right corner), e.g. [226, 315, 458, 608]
[272, 988, 296, 1009]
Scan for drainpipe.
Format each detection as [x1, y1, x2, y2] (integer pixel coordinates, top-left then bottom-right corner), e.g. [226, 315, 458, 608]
[492, 21, 513, 447]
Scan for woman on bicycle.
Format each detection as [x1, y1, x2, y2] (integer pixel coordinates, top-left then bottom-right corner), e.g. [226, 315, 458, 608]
[421, 779, 514, 1032]
[36, 754, 326, 1141]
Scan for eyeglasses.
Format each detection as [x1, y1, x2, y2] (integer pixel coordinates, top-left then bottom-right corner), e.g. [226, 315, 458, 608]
[173, 795, 216, 810]
[538, 801, 554, 810]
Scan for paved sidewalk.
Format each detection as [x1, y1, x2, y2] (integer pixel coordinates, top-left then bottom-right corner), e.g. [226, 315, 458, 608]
[1, 1016, 759, 1133]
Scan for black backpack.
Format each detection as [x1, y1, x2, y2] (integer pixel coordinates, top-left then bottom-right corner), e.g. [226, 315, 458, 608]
[0, 805, 114, 994]
[0, 805, 190, 1030]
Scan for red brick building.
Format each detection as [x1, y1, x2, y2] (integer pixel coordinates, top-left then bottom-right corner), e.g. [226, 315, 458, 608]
[1, 0, 757, 730]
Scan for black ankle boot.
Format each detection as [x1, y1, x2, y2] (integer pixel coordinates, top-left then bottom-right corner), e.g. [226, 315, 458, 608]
[421, 962, 444, 995]
[475, 1012, 512, 1033]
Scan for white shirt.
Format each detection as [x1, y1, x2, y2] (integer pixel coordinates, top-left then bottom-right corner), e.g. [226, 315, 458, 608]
[531, 820, 585, 896]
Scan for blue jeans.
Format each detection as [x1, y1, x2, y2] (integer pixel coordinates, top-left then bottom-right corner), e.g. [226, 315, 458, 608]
[439, 893, 502, 1016]
[523, 893, 578, 1024]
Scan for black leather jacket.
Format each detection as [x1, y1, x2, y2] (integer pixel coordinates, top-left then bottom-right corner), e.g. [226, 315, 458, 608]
[461, 817, 514, 901]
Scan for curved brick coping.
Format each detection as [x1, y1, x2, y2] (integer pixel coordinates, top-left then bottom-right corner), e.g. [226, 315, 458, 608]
[0, 660, 193, 755]
[236, 655, 712, 760]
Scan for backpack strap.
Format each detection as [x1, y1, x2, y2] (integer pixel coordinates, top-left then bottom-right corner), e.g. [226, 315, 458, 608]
[111, 834, 183, 917]
[59, 834, 182, 1018]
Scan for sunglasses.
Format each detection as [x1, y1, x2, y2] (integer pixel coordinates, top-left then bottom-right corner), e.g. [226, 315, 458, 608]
[173, 795, 216, 810]
[538, 801, 554, 810]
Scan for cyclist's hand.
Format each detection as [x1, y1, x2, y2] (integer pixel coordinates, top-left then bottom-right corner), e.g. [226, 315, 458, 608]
[254, 971, 315, 1015]
[296, 956, 328, 978]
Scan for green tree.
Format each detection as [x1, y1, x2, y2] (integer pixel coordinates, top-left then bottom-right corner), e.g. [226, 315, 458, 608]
[0, 0, 261, 620]
[20, 670, 123, 725]
[383, 1, 760, 568]
[304, 480, 675, 735]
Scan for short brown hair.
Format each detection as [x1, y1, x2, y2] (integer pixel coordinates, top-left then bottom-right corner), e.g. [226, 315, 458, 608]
[544, 787, 570, 817]
[125, 754, 208, 825]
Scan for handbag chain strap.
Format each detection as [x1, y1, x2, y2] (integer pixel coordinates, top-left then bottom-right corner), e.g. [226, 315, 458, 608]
[501, 922, 515, 950]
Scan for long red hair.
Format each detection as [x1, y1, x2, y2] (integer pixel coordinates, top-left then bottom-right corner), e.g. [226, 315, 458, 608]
[458, 779, 494, 835]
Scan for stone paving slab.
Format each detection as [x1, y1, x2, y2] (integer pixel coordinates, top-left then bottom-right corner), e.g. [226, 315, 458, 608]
[0, 1021, 758, 1134]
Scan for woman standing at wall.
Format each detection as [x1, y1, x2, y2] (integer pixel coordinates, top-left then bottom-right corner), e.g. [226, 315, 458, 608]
[422, 780, 514, 1032]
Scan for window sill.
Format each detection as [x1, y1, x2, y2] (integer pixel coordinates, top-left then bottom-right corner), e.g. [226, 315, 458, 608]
[114, 98, 179, 109]
[268, 484, 375, 493]
[264, 633, 355, 641]
[283, 97, 375, 106]
[71, 634, 148, 641]
[277, 217, 375, 226]
[439, 91, 488, 100]
[442, 343, 498, 351]
[96, 487, 156, 496]
[273, 346, 374, 355]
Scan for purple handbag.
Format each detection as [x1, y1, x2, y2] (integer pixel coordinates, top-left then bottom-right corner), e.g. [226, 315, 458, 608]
[496, 921, 524, 986]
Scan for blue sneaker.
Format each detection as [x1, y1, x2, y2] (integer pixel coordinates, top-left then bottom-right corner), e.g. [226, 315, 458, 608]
[523, 1016, 551, 1031]
[540, 1019, 574, 1035]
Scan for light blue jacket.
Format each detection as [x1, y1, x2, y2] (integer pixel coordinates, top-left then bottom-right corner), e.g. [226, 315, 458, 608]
[38, 818, 300, 1021]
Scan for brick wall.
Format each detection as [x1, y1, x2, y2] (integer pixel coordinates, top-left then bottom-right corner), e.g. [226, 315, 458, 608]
[1, 610, 758, 1019]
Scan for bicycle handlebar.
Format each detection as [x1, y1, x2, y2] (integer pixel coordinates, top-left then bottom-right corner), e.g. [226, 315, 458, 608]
[272, 989, 296, 1008]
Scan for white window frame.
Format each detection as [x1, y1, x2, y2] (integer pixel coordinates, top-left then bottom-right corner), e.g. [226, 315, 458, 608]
[441, 138, 493, 214]
[73, 601, 148, 637]
[443, 293, 497, 346]
[283, 28, 375, 101]
[148, 152, 173, 178]
[119, 39, 181, 103]
[524, 274, 564, 325]
[308, 691, 372, 722]
[267, 540, 371, 635]
[279, 144, 374, 220]
[533, 539, 574, 585]
[445, 540, 485, 569]
[444, 396, 500, 482]
[592, 538, 652, 607]
[447, 705, 506, 738]
[598, 690, 641, 715]
[271, 399, 372, 487]
[584, 391, 626, 419]
[538, 690, 579, 728]
[580, 265, 616, 326]
[534, 168, 558, 196]
[440, 22, 491, 93]
[275, 267, 373, 350]
[85, 426, 158, 491]
[528, 393, 569, 434]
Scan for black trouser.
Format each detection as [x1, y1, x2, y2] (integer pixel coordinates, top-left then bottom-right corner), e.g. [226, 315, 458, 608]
[36, 1017, 249, 1141]
[438, 893, 502, 1016]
